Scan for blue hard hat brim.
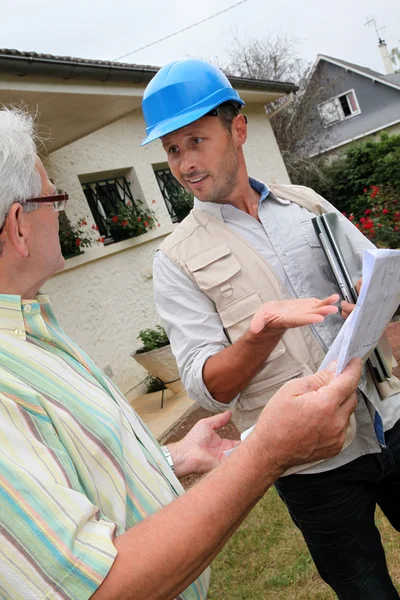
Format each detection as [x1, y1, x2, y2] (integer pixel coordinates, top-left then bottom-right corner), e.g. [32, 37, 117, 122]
[141, 98, 245, 146]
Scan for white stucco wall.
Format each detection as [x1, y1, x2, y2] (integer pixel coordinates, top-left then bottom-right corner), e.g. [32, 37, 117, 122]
[43, 104, 290, 397]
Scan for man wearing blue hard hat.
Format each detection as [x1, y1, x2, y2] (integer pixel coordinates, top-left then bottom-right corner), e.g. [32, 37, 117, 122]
[143, 58, 400, 598]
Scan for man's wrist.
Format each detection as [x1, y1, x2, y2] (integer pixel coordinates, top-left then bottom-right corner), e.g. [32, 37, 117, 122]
[161, 445, 175, 472]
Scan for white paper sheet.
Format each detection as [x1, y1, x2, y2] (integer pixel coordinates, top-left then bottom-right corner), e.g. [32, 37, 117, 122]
[319, 248, 400, 374]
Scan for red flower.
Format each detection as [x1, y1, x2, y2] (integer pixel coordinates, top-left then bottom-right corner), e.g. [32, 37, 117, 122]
[342, 212, 346, 217]
[382, 209, 389, 214]
[121, 220, 129, 226]
[371, 190, 378, 199]
[92, 224, 99, 231]
[137, 217, 141, 222]
[126, 200, 132, 206]
[363, 188, 368, 193]
[364, 209, 372, 215]
[394, 226, 399, 232]
[378, 224, 383, 228]
[360, 217, 366, 223]
[97, 237, 105, 243]
[144, 221, 149, 227]
[395, 212, 400, 217]
[112, 216, 118, 223]
[157, 223, 161, 227]
[363, 222, 374, 230]
[76, 238, 82, 246]
[349, 214, 354, 221]
[80, 219, 87, 226]
[152, 199, 156, 204]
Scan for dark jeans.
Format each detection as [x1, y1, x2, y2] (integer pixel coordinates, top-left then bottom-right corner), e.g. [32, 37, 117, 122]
[275, 420, 400, 599]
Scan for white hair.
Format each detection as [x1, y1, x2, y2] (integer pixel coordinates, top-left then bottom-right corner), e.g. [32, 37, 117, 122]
[0, 107, 42, 229]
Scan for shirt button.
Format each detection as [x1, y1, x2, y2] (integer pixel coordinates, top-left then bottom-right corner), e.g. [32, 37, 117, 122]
[24, 305, 32, 313]
[14, 328, 23, 336]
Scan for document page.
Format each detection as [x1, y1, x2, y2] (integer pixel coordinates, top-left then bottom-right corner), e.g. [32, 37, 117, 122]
[319, 249, 400, 374]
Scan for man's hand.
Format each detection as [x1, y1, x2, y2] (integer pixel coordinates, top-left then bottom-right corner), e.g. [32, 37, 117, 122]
[250, 294, 340, 335]
[167, 412, 240, 478]
[249, 358, 362, 474]
[341, 278, 362, 320]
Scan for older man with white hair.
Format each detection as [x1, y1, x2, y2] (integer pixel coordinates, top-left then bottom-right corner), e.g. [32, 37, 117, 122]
[0, 106, 361, 600]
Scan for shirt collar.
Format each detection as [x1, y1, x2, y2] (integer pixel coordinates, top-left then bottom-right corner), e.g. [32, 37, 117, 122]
[0, 292, 51, 340]
[193, 177, 289, 219]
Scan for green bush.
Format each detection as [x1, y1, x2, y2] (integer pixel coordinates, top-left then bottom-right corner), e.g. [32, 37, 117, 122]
[136, 325, 169, 353]
[311, 133, 400, 214]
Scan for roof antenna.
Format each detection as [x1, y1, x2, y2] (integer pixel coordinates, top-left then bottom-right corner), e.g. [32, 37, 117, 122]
[364, 15, 394, 74]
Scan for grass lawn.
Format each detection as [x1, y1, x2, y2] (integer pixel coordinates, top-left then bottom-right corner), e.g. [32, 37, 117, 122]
[207, 486, 400, 599]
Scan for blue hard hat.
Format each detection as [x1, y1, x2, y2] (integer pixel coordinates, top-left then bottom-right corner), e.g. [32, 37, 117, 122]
[141, 59, 245, 146]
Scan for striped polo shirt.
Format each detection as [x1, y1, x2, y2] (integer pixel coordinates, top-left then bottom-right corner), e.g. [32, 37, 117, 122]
[0, 293, 209, 599]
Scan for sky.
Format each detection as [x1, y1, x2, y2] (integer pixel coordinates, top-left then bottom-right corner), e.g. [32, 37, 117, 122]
[1, 0, 399, 77]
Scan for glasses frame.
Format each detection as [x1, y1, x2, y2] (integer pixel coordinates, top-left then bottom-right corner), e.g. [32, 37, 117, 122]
[0, 190, 69, 234]
[25, 189, 69, 206]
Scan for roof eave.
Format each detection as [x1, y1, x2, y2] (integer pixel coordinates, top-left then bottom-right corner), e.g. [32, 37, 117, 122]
[0, 52, 298, 94]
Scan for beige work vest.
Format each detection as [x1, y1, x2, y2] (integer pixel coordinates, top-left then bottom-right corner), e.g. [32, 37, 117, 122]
[159, 184, 398, 471]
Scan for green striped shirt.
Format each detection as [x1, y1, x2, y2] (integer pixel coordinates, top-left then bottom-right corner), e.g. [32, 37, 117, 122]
[0, 293, 209, 599]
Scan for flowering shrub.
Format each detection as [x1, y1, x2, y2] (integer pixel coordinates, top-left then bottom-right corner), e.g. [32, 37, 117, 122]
[106, 200, 157, 242]
[344, 185, 400, 248]
[58, 218, 93, 258]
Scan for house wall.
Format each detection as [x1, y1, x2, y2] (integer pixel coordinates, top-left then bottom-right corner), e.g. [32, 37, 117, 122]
[43, 104, 290, 397]
[304, 61, 400, 156]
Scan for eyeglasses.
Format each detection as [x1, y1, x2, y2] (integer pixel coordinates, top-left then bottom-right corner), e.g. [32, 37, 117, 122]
[25, 189, 69, 212]
[0, 189, 69, 234]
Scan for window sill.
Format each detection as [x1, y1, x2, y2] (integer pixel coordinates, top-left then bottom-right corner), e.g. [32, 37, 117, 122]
[52, 224, 175, 276]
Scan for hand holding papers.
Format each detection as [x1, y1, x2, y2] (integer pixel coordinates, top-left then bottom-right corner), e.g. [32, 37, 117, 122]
[319, 249, 400, 375]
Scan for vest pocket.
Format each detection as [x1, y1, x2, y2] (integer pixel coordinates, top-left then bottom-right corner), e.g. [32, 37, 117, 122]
[238, 364, 309, 413]
[218, 292, 286, 361]
[186, 243, 241, 291]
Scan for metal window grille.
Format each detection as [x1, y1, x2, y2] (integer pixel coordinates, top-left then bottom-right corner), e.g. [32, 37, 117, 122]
[82, 177, 134, 242]
[154, 168, 186, 223]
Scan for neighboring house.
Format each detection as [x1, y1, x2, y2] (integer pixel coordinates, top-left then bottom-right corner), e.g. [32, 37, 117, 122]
[0, 49, 297, 398]
[301, 54, 400, 158]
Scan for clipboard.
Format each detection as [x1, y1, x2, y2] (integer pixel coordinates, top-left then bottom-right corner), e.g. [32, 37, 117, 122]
[312, 212, 391, 383]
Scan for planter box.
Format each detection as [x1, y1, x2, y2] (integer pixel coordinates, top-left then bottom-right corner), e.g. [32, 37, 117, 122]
[131, 344, 184, 396]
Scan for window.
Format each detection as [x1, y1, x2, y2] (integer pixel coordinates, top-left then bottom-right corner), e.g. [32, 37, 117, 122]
[318, 90, 360, 127]
[154, 167, 193, 223]
[82, 176, 134, 243]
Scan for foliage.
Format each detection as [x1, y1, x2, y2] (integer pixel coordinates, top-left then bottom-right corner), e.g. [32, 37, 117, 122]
[107, 199, 158, 241]
[145, 374, 166, 393]
[344, 185, 400, 248]
[136, 325, 169, 353]
[58, 217, 93, 258]
[170, 187, 194, 221]
[314, 133, 400, 214]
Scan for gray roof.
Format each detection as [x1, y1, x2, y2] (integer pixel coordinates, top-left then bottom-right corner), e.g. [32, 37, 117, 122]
[0, 48, 298, 94]
[318, 55, 400, 90]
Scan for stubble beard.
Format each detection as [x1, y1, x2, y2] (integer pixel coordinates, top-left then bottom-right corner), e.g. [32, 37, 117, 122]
[202, 144, 239, 204]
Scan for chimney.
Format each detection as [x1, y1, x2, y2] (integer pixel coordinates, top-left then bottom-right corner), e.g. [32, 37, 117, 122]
[379, 39, 395, 74]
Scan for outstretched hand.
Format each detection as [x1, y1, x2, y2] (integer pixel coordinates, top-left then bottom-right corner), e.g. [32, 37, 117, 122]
[250, 294, 340, 335]
[168, 412, 240, 478]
